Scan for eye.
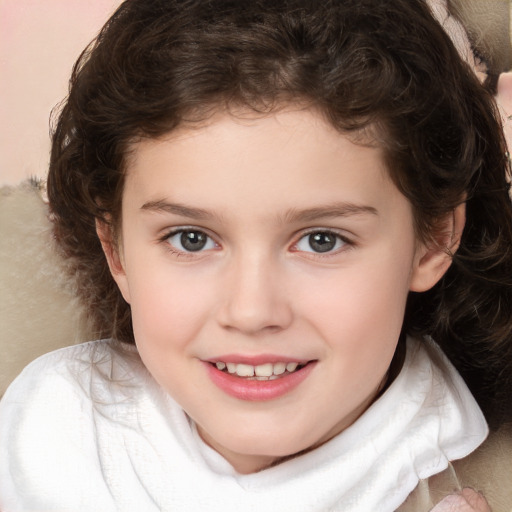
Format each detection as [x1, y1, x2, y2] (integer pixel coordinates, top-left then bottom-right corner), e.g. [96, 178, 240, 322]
[166, 229, 217, 252]
[294, 231, 347, 254]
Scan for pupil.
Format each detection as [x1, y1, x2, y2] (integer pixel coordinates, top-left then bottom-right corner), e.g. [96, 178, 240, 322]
[181, 231, 207, 251]
[309, 232, 336, 253]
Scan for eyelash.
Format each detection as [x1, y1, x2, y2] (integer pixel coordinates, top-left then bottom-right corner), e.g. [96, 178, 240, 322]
[159, 227, 219, 259]
[290, 229, 354, 258]
[159, 227, 354, 259]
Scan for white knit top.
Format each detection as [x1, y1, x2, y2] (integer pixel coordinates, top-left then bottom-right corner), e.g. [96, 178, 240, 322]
[0, 337, 487, 511]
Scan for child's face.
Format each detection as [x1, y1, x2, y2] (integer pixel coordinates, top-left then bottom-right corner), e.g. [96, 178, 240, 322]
[107, 108, 441, 474]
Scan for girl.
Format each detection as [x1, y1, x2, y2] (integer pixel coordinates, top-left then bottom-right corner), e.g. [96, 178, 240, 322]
[1, 0, 511, 510]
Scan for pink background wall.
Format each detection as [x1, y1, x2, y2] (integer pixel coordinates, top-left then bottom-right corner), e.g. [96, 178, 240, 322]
[0, 1, 122, 185]
[1, 2, 510, 186]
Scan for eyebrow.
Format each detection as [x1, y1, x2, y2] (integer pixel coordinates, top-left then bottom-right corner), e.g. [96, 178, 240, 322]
[141, 200, 216, 220]
[281, 203, 378, 223]
[141, 199, 378, 223]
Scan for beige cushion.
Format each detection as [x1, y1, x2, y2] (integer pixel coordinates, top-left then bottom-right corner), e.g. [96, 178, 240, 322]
[0, 182, 90, 397]
[398, 424, 512, 512]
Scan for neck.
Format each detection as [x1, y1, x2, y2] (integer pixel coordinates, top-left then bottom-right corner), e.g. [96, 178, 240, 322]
[197, 426, 279, 474]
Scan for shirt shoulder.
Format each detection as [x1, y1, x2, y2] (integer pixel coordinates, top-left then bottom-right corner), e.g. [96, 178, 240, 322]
[397, 425, 512, 511]
[0, 339, 147, 438]
[0, 340, 146, 511]
[2, 339, 142, 400]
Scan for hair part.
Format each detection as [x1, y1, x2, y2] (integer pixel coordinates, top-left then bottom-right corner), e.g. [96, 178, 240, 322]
[47, 0, 512, 427]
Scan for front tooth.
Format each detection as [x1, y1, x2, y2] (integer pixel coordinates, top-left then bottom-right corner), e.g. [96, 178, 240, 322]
[273, 363, 286, 375]
[255, 363, 273, 377]
[236, 364, 255, 377]
[226, 363, 237, 374]
[216, 362, 226, 370]
[286, 362, 298, 372]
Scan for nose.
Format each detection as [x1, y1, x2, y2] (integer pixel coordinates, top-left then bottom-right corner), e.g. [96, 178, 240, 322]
[217, 252, 293, 335]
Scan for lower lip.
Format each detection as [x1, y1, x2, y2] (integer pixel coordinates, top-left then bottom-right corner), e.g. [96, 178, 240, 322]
[204, 362, 316, 401]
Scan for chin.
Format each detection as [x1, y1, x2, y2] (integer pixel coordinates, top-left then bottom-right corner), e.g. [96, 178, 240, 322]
[216, 427, 317, 459]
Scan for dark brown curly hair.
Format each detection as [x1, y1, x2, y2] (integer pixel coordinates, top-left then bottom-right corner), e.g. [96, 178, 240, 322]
[47, 0, 512, 428]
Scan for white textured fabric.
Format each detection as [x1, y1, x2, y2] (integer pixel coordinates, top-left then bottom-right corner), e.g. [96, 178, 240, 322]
[0, 337, 488, 512]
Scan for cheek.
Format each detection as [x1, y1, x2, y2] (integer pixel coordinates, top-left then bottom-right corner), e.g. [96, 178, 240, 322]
[126, 269, 219, 399]
[297, 252, 413, 338]
[280, 255, 413, 436]
[292, 248, 414, 388]
[126, 266, 215, 352]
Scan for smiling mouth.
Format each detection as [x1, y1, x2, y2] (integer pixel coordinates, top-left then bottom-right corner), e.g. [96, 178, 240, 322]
[206, 359, 317, 400]
[211, 361, 310, 380]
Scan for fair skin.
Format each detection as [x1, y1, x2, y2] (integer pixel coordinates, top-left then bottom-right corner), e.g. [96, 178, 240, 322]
[431, 488, 491, 512]
[98, 107, 462, 475]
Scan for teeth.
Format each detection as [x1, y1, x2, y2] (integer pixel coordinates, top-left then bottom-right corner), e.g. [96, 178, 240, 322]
[273, 363, 286, 375]
[236, 364, 255, 377]
[214, 360, 304, 377]
[286, 362, 298, 372]
[254, 363, 273, 377]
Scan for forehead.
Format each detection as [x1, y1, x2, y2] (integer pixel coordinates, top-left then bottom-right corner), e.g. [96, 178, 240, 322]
[122, 109, 399, 219]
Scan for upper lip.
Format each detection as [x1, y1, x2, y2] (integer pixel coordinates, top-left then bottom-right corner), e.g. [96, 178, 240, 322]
[203, 354, 313, 365]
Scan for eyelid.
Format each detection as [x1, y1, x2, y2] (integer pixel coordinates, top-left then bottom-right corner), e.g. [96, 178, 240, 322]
[158, 225, 356, 258]
[293, 226, 355, 242]
[159, 226, 220, 255]
[290, 227, 355, 256]
[159, 225, 217, 240]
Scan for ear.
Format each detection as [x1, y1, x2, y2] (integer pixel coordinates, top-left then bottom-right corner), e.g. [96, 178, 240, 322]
[95, 218, 131, 303]
[409, 203, 466, 292]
